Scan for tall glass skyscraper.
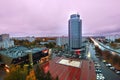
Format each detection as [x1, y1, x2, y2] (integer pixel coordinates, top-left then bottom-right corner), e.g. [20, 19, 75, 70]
[68, 14, 82, 51]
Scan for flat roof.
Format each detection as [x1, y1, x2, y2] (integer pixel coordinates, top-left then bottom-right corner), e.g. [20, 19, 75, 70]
[0, 46, 46, 58]
[57, 58, 81, 68]
[42, 57, 96, 80]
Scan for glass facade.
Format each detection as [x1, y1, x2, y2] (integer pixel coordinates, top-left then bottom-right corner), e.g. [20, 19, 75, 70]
[69, 14, 82, 50]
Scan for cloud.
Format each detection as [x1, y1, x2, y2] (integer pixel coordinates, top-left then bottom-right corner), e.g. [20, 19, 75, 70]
[0, 0, 120, 36]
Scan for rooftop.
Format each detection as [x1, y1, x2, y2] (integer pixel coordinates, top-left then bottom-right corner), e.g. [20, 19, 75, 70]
[57, 58, 81, 68]
[0, 46, 46, 58]
[42, 57, 96, 80]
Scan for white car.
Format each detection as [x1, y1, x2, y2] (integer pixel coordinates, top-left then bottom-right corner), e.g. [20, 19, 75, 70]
[96, 73, 105, 80]
[102, 60, 106, 63]
[106, 63, 112, 67]
[96, 69, 102, 73]
[94, 62, 98, 64]
[110, 66, 115, 70]
[115, 70, 120, 74]
[95, 63, 101, 67]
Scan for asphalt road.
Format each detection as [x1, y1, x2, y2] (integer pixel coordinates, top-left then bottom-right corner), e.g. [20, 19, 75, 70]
[89, 44, 120, 80]
[99, 61, 120, 80]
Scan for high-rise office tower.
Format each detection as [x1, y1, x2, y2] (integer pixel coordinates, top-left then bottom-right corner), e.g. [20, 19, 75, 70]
[68, 14, 82, 51]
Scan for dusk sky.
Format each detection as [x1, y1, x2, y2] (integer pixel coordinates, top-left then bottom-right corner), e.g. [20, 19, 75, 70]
[0, 0, 120, 37]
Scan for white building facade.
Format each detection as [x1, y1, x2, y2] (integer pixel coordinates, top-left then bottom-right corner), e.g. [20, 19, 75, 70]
[105, 34, 120, 42]
[0, 34, 14, 49]
[56, 37, 68, 46]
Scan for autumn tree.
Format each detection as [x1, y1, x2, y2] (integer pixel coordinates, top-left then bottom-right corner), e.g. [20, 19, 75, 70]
[4, 65, 28, 80]
[4, 64, 59, 80]
[115, 38, 120, 43]
[110, 42, 117, 48]
[118, 57, 120, 67]
[102, 50, 111, 60]
[26, 70, 37, 80]
[44, 42, 56, 48]
[35, 65, 45, 80]
[35, 65, 59, 80]
[95, 46, 102, 56]
[112, 55, 119, 65]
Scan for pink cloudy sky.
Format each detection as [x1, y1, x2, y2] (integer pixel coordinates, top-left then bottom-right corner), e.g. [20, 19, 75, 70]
[0, 0, 120, 37]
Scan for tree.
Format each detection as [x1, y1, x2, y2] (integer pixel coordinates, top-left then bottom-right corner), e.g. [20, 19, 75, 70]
[88, 38, 93, 43]
[115, 38, 120, 43]
[102, 50, 111, 60]
[45, 42, 56, 48]
[35, 65, 59, 80]
[4, 64, 59, 80]
[118, 57, 120, 67]
[112, 55, 119, 65]
[4, 65, 28, 80]
[55, 76, 59, 80]
[95, 46, 102, 56]
[110, 43, 117, 48]
[35, 65, 46, 80]
[26, 70, 37, 80]
[44, 71, 52, 80]
[14, 39, 38, 48]
[0, 55, 2, 62]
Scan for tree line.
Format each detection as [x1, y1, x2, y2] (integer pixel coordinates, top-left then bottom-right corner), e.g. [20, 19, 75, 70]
[95, 46, 120, 70]
[14, 39, 56, 48]
[4, 64, 59, 80]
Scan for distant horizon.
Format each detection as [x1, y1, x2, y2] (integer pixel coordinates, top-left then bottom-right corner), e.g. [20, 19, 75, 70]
[1, 32, 119, 38]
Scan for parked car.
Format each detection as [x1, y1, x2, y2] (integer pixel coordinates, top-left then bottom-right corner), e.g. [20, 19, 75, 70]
[96, 66, 101, 69]
[96, 73, 105, 80]
[106, 63, 112, 67]
[95, 63, 101, 67]
[115, 70, 120, 75]
[94, 61, 98, 64]
[110, 66, 115, 70]
[102, 60, 106, 63]
[96, 69, 102, 73]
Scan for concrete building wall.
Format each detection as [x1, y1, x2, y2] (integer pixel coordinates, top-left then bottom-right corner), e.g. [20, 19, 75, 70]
[0, 54, 13, 65]
[105, 35, 120, 42]
[0, 34, 14, 49]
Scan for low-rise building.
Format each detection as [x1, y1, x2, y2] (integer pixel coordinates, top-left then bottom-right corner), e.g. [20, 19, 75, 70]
[13, 36, 35, 42]
[56, 36, 68, 46]
[105, 35, 120, 42]
[0, 46, 49, 65]
[42, 57, 96, 80]
[0, 34, 14, 49]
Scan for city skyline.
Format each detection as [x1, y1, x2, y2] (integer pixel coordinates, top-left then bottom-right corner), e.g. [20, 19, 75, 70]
[0, 0, 120, 37]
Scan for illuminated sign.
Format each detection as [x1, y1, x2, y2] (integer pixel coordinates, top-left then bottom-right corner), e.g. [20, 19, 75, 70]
[42, 49, 48, 54]
[75, 50, 80, 55]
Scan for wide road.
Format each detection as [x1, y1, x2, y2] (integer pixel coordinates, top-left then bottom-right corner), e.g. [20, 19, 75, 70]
[89, 44, 120, 80]
[91, 37, 120, 55]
